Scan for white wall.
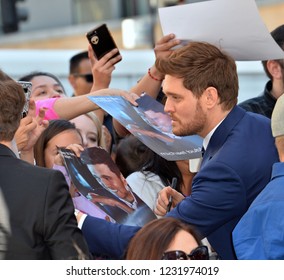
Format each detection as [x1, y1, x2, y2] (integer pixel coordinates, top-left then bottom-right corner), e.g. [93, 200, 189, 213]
[19, 0, 73, 31]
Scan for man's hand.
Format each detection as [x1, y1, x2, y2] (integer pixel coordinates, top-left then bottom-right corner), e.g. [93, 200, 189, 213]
[154, 33, 180, 60]
[54, 143, 84, 166]
[15, 99, 49, 152]
[154, 186, 184, 216]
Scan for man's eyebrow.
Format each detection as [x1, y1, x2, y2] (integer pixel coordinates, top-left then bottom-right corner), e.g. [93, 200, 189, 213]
[165, 91, 180, 97]
[101, 175, 111, 179]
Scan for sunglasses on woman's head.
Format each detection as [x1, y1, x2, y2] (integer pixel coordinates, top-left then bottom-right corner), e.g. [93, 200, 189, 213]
[162, 245, 209, 260]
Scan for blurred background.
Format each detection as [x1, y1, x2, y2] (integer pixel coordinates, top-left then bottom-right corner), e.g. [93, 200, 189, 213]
[0, 0, 284, 102]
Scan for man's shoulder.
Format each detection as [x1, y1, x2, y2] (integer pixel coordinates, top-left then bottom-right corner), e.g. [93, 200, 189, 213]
[239, 94, 264, 105]
[238, 95, 266, 110]
[238, 82, 275, 118]
[15, 159, 64, 179]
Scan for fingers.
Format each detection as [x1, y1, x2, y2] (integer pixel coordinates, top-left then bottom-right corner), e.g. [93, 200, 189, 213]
[36, 107, 47, 122]
[154, 34, 181, 60]
[101, 48, 121, 64]
[91, 88, 139, 106]
[88, 44, 97, 63]
[19, 115, 33, 126]
[154, 187, 172, 216]
[90, 47, 121, 67]
[129, 92, 140, 101]
[123, 92, 139, 106]
[27, 99, 36, 118]
[41, 120, 49, 130]
[55, 143, 83, 165]
[94, 49, 121, 74]
[35, 108, 49, 131]
[24, 117, 37, 132]
[156, 33, 176, 45]
[155, 34, 180, 50]
[65, 143, 84, 157]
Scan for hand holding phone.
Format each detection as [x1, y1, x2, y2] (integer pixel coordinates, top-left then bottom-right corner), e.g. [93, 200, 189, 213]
[86, 23, 122, 63]
[17, 81, 32, 118]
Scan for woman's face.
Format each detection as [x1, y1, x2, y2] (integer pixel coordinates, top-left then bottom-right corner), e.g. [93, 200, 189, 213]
[44, 129, 82, 168]
[165, 229, 199, 255]
[71, 114, 99, 148]
[30, 75, 66, 101]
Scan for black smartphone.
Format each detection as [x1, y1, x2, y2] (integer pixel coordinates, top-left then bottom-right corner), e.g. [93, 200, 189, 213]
[18, 81, 32, 118]
[86, 23, 121, 63]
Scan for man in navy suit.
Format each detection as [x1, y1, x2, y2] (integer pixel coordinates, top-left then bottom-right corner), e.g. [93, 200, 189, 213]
[77, 41, 278, 260]
[0, 79, 89, 259]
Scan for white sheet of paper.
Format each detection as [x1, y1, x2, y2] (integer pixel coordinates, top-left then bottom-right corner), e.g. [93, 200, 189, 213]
[158, 0, 284, 61]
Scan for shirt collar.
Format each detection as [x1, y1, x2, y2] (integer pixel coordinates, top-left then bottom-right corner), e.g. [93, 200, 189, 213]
[203, 119, 225, 150]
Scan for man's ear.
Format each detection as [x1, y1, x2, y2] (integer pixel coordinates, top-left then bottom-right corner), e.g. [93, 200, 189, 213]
[267, 60, 283, 80]
[203, 87, 218, 109]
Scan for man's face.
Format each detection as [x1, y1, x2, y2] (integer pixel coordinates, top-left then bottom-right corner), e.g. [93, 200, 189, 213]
[94, 163, 129, 199]
[144, 110, 172, 133]
[72, 58, 93, 96]
[163, 75, 207, 137]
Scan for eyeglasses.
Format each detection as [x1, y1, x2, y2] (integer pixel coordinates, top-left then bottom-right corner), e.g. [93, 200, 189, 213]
[73, 73, 93, 83]
[161, 245, 209, 260]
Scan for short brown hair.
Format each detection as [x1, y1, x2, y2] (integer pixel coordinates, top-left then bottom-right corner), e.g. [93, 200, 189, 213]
[0, 80, 25, 141]
[156, 41, 238, 110]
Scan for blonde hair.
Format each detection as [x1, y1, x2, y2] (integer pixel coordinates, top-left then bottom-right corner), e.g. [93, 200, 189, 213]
[85, 112, 107, 150]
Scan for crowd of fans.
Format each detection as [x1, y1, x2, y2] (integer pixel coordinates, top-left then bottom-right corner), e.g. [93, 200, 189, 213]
[1, 19, 284, 260]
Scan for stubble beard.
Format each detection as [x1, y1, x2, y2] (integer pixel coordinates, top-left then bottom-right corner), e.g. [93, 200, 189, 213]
[172, 101, 206, 137]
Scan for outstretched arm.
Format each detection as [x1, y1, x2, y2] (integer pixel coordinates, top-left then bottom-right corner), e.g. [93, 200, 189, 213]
[130, 33, 180, 98]
[81, 215, 140, 259]
[52, 88, 138, 121]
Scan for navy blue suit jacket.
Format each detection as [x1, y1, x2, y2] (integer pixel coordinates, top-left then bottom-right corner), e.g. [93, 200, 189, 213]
[81, 106, 278, 260]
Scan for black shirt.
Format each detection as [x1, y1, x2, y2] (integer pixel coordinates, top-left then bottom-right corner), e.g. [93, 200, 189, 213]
[238, 81, 276, 119]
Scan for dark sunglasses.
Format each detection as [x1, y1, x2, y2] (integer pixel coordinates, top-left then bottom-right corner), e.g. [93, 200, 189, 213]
[162, 245, 209, 260]
[73, 73, 93, 83]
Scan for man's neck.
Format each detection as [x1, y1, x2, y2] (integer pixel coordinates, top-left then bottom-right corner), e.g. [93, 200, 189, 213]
[0, 139, 19, 158]
[201, 108, 231, 139]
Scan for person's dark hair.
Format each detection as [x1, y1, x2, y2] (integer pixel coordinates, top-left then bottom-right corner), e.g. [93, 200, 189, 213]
[34, 119, 82, 167]
[142, 154, 184, 192]
[125, 217, 203, 260]
[155, 41, 238, 111]
[18, 71, 66, 95]
[115, 135, 154, 178]
[0, 80, 25, 141]
[69, 51, 89, 74]
[262, 24, 284, 79]
[115, 135, 184, 192]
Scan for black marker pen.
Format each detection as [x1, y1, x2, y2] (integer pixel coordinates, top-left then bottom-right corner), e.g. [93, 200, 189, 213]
[167, 177, 177, 213]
